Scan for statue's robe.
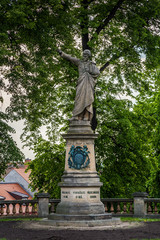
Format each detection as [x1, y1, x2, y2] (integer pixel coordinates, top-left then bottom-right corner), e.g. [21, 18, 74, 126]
[61, 52, 100, 120]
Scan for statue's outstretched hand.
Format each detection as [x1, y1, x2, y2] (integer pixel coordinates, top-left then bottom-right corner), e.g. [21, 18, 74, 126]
[57, 49, 62, 55]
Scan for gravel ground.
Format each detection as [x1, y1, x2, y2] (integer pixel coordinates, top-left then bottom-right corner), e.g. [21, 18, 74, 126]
[0, 220, 160, 240]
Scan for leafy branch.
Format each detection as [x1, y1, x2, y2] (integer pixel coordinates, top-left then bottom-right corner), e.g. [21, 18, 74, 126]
[90, 0, 126, 42]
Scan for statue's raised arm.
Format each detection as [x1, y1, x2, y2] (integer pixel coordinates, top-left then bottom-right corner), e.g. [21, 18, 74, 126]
[58, 49, 100, 122]
[57, 49, 80, 66]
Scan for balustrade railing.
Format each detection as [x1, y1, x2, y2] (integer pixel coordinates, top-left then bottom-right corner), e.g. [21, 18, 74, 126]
[1, 194, 160, 218]
[48, 199, 134, 216]
[145, 198, 160, 215]
[49, 199, 60, 214]
[101, 198, 134, 216]
[0, 200, 38, 217]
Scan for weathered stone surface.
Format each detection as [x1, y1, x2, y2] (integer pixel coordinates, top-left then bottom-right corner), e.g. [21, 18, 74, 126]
[60, 187, 101, 203]
[37, 193, 50, 217]
[132, 192, 148, 197]
[49, 213, 111, 221]
[40, 218, 120, 228]
[55, 120, 105, 216]
[47, 212, 118, 228]
[60, 172, 101, 185]
[64, 120, 94, 134]
[47, 120, 116, 225]
[55, 201, 105, 215]
[133, 192, 148, 217]
[63, 121, 97, 173]
[58, 50, 100, 121]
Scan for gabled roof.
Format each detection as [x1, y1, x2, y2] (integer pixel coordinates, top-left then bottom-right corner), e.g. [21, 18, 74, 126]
[14, 167, 31, 183]
[0, 183, 32, 200]
[3, 159, 31, 183]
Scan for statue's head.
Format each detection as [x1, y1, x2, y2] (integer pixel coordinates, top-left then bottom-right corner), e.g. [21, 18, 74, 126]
[83, 49, 91, 61]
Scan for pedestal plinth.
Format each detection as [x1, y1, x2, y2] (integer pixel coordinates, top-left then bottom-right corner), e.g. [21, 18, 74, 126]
[49, 120, 111, 222]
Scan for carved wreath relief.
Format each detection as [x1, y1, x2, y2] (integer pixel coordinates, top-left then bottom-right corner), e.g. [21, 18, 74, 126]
[68, 145, 90, 169]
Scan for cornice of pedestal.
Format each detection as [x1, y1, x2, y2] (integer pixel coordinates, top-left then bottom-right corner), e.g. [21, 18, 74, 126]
[58, 182, 103, 187]
[62, 120, 98, 139]
[63, 171, 98, 175]
[62, 133, 98, 139]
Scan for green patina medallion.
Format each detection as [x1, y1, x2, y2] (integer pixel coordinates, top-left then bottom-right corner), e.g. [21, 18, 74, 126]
[68, 145, 90, 169]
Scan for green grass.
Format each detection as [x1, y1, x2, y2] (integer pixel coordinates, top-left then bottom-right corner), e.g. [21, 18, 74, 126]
[0, 238, 19, 240]
[132, 239, 160, 240]
[1, 216, 160, 222]
[0, 217, 41, 222]
[121, 217, 160, 222]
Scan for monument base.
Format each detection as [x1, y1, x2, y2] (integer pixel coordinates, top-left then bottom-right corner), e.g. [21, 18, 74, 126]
[47, 120, 119, 227]
[45, 213, 120, 228]
[49, 213, 111, 221]
[55, 201, 105, 215]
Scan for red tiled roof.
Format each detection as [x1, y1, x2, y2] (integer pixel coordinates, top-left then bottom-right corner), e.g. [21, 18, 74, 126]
[0, 183, 32, 200]
[3, 159, 31, 180]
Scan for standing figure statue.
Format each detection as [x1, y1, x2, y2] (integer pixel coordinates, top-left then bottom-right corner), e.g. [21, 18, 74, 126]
[58, 49, 100, 121]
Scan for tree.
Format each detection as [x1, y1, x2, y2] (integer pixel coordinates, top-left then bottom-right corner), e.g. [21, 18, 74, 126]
[0, 111, 24, 179]
[26, 138, 65, 198]
[1, 0, 160, 127]
[95, 79, 154, 197]
[1, 0, 160, 196]
[133, 69, 160, 197]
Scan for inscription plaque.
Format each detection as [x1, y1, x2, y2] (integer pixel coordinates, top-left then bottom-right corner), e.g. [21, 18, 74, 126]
[87, 191, 99, 194]
[62, 191, 70, 194]
[90, 195, 97, 198]
[73, 191, 85, 194]
[63, 195, 68, 198]
[76, 195, 83, 199]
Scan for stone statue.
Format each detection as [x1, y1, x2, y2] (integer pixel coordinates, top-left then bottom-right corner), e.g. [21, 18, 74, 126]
[58, 49, 100, 121]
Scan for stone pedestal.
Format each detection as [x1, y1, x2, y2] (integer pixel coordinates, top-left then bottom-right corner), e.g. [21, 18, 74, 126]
[37, 193, 50, 217]
[49, 120, 112, 224]
[133, 192, 148, 217]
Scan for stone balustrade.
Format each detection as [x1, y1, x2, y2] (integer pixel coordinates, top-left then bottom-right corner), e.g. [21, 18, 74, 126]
[145, 198, 160, 215]
[1, 193, 160, 218]
[0, 200, 38, 217]
[49, 199, 60, 214]
[102, 198, 134, 217]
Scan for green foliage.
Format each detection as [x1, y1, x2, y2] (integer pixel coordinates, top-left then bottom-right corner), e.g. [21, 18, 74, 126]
[131, 69, 160, 197]
[26, 138, 65, 198]
[0, 111, 24, 178]
[1, 0, 160, 129]
[95, 82, 152, 197]
[1, 0, 160, 197]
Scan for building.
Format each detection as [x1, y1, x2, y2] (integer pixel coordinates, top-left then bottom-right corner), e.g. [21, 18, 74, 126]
[0, 159, 36, 200]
